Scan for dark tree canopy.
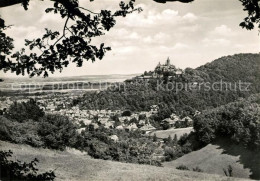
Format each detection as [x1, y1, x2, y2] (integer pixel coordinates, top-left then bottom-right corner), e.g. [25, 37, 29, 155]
[238, 0, 260, 30]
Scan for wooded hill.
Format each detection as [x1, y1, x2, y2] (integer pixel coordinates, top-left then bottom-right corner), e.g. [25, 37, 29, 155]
[73, 53, 260, 118]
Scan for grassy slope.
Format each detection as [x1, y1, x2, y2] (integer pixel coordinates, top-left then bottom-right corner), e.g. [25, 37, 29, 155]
[150, 127, 194, 139]
[0, 141, 247, 181]
[164, 139, 260, 180]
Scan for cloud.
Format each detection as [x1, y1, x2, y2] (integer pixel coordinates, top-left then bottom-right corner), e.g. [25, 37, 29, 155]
[122, 8, 198, 28]
[114, 46, 138, 55]
[211, 25, 232, 36]
[183, 13, 198, 22]
[173, 43, 190, 49]
[5, 26, 44, 50]
[142, 32, 171, 44]
[128, 32, 141, 40]
[202, 38, 231, 47]
[6, 26, 38, 38]
[159, 43, 190, 51]
[107, 28, 141, 42]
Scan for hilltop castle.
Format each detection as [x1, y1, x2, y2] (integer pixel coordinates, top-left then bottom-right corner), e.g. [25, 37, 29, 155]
[153, 57, 183, 78]
[155, 57, 176, 74]
[134, 57, 184, 80]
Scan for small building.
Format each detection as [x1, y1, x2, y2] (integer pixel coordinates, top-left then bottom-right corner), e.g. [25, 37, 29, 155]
[126, 123, 138, 131]
[109, 135, 119, 142]
[78, 119, 92, 126]
[161, 118, 176, 127]
[150, 105, 159, 114]
[116, 125, 124, 130]
[181, 116, 193, 123]
[98, 117, 109, 125]
[76, 128, 86, 134]
[104, 121, 114, 129]
[140, 124, 156, 134]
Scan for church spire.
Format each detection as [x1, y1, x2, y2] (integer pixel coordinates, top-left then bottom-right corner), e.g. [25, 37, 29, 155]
[166, 57, 170, 66]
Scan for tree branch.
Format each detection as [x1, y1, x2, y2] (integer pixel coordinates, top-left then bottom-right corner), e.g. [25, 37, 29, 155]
[50, 15, 69, 48]
[0, 0, 23, 8]
[77, 7, 99, 15]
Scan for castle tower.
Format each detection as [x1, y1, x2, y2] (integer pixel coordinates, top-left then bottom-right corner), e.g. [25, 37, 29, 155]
[166, 57, 170, 66]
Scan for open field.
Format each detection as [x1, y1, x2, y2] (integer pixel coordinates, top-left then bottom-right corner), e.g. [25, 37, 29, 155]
[0, 141, 248, 181]
[150, 127, 194, 139]
[164, 139, 260, 180]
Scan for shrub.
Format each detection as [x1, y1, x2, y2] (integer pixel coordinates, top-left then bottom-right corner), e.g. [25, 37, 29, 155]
[176, 165, 189, 170]
[38, 114, 77, 150]
[0, 116, 44, 147]
[0, 150, 55, 180]
[10, 120, 44, 147]
[164, 146, 184, 161]
[0, 116, 12, 141]
[7, 99, 44, 122]
[223, 165, 233, 177]
[122, 110, 132, 117]
[193, 166, 203, 172]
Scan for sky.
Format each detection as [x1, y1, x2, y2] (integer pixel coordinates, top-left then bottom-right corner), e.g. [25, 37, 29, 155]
[0, 0, 259, 77]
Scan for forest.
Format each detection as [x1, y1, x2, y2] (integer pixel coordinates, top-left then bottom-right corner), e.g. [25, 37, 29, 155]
[72, 53, 260, 118]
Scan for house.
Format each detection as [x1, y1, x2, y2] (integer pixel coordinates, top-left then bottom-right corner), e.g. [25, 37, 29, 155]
[104, 121, 114, 129]
[194, 110, 201, 116]
[143, 75, 152, 79]
[116, 125, 124, 130]
[98, 117, 109, 125]
[109, 135, 119, 142]
[161, 118, 176, 127]
[76, 128, 86, 134]
[119, 116, 131, 123]
[170, 113, 181, 122]
[90, 123, 99, 130]
[140, 123, 156, 134]
[78, 119, 92, 126]
[174, 116, 193, 128]
[126, 123, 138, 131]
[130, 113, 139, 120]
[150, 105, 159, 114]
[176, 69, 183, 77]
[138, 119, 146, 126]
[181, 116, 193, 123]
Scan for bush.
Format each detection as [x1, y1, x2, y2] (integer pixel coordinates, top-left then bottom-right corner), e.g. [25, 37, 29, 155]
[176, 165, 189, 170]
[38, 114, 77, 150]
[10, 120, 44, 147]
[0, 150, 55, 180]
[0, 116, 44, 147]
[122, 110, 132, 117]
[7, 99, 44, 122]
[164, 146, 184, 161]
[223, 165, 233, 177]
[0, 116, 12, 141]
[193, 166, 203, 172]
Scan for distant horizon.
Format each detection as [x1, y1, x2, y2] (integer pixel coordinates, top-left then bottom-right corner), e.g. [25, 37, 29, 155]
[0, 72, 142, 79]
[1, 52, 259, 79]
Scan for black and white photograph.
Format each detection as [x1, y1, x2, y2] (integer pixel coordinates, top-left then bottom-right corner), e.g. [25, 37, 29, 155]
[0, 0, 259, 180]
